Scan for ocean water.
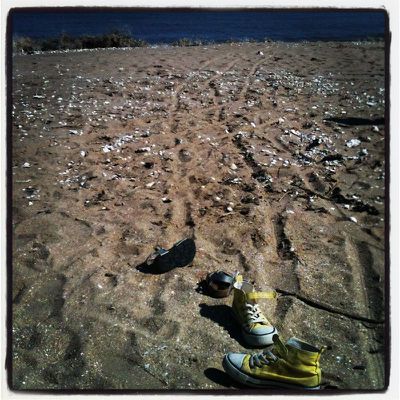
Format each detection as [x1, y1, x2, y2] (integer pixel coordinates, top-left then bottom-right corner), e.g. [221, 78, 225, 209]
[10, 10, 386, 43]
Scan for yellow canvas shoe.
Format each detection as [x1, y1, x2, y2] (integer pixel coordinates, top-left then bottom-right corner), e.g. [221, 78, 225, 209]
[232, 274, 277, 346]
[223, 334, 325, 389]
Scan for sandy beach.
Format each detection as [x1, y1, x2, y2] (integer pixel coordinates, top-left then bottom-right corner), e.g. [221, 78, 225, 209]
[11, 40, 386, 390]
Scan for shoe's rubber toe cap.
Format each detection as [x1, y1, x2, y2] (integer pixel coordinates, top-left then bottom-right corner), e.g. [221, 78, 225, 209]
[250, 325, 276, 336]
[243, 326, 277, 346]
[226, 353, 246, 370]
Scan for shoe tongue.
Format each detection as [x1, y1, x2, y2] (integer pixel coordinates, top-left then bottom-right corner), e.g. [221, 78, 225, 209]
[272, 334, 288, 357]
[242, 282, 257, 304]
[241, 282, 273, 305]
[243, 284, 257, 305]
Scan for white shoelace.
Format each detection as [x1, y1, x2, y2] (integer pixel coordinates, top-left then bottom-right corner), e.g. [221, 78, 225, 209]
[244, 303, 266, 326]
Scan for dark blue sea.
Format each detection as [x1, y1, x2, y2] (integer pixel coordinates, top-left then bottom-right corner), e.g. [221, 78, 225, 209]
[10, 10, 386, 43]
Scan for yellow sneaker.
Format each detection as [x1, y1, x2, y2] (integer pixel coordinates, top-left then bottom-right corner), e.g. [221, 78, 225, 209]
[223, 334, 325, 389]
[232, 274, 277, 346]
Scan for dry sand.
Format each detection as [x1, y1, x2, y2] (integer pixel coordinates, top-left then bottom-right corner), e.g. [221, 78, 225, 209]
[11, 40, 386, 390]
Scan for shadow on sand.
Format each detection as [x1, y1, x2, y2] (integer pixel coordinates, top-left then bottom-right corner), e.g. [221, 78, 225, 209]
[199, 303, 254, 349]
[203, 367, 247, 389]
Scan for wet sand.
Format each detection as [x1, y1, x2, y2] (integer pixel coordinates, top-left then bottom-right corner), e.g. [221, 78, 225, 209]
[11, 40, 386, 390]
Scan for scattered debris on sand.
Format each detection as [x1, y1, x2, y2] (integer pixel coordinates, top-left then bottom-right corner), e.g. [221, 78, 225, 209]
[11, 40, 385, 390]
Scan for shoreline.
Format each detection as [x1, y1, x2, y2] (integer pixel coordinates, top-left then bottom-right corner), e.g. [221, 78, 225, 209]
[12, 34, 385, 55]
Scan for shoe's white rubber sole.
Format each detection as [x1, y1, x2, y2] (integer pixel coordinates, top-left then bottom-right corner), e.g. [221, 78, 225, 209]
[222, 355, 321, 390]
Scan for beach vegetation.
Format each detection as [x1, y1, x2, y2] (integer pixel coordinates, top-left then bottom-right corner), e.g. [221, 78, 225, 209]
[13, 30, 148, 53]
